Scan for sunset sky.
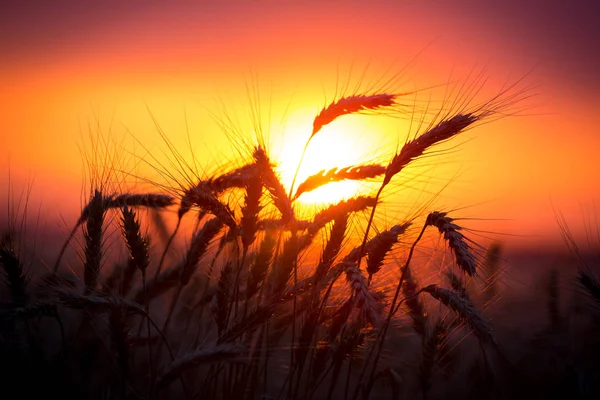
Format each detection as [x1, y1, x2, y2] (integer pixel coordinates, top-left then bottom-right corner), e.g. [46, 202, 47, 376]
[2, 0, 600, 253]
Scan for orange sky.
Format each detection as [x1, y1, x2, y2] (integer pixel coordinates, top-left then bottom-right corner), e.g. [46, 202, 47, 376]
[2, 1, 600, 253]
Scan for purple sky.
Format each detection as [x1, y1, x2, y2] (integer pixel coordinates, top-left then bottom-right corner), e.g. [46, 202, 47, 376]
[2, 0, 599, 95]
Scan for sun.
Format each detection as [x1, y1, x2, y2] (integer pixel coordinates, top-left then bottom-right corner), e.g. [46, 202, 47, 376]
[273, 109, 375, 206]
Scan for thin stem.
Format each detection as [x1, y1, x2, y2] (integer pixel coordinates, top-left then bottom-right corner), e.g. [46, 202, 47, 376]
[289, 141, 310, 199]
[53, 224, 80, 273]
[142, 270, 153, 399]
[155, 217, 182, 280]
[355, 184, 386, 271]
[289, 228, 299, 400]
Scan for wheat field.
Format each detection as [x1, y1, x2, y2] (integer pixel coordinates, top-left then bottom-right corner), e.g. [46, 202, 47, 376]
[1, 73, 600, 400]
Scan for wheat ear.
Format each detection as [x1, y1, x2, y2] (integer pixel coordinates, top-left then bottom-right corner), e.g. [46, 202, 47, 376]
[293, 164, 385, 200]
[289, 93, 398, 200]
[83, 190, 105, 294]
[0, 234, 27, 306]
[426, 211, 477, 276]
[421, 284, 497, 347]
[312, 93, 398, 138]
[254, 146, 295, 224]
[53, 193, 174, 272]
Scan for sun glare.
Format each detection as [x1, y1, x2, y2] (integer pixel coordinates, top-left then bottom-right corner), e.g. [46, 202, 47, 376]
[274, 110, 375, 207]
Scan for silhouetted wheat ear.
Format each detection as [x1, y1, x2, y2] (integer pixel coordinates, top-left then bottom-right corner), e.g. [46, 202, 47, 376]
[76, 193, 176, 228]
[313, 213, 348, 283]
[211, 262, 233, 336]
[156, 344, 246, 390]
[105, 193, 175, 210]
[83, 190, 105, 294]
[578, 268, 600, 304]
[120, 206, 150, 274]
[422, 285, 497, 347]
[240, 172, 263, 250]
[293, 164, 386, 200]
[295, 196, 376, 254]
[0, 234, 27, 306]
[365, 222, 411, 280]
[176, 164, 258, 221]
[344, 221, 411, 265]
[312, 93, 398, 137]
[53, 193, 174, 273]
[419, 319, 449, 395]
[343, 261, 383, 326]
[383, 113, 478, 187]
[246, 231, 276, 300]
[270, 233, 299, 295]
[253, 146, 295, 224]
[426, 212, 477, 276]
[181, 182, 237, 229]
[445, 269, 469, 300]
[296, 217, 349, 378]
[205, 162, 259, 193]
[309, 196, 377, 235]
